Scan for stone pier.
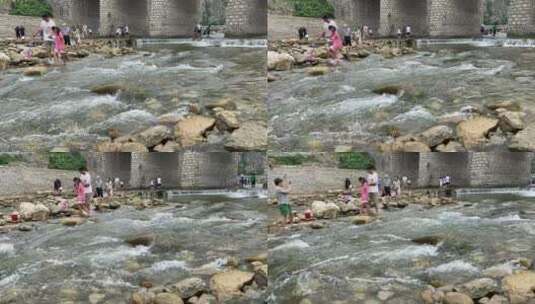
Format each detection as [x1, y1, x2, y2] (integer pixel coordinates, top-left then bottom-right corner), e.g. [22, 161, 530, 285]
[508, 0, 535, 36]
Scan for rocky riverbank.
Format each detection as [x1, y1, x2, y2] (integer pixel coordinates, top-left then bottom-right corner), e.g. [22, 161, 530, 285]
[268, 189, 457, 234]
[267, 38, 416, 78]
[95, 97, 268, 153]
[0, 38, 136, 71]
[0, 191, 166, 234]
[379, 99, 534, 152]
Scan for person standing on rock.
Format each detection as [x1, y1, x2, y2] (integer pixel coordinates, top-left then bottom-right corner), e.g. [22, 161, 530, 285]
[342, 24, 352, 46]
[358, 177, 370, 215]
[73, 177, 89, 216]
[382, 174, 392, 197]
[393, 177, 401, 196]
[95, 176, 104, 198]
[15, 26, 21, 40]
[320, 15, 337, 39]
[328, 25, 343, 65]
[366, 165, 380, 214]
[34, 13, 56, 60]
[274, 176, 293, 225]
[51, 26, 66, 65]
[79, 167, 93, 216]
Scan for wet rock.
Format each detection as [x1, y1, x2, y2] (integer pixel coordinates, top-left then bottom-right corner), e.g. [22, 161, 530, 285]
[310, 222, 325, 229]
[172, 277, 206, 299]
[195, 294, 216, 304]
[411, 236, 443, 246]
[23, 66, 47, 76]
[209, 270, 254, 301]
[60, 288, 79, 301]
[136, 126, 172, 148]
[486, 100, 522, 112]
[18, 224, 32, 232]
[61, 217, 85, 226]
[0, 52, 9, 69]
[459, 278, 498, 299]
[245, 253, 267, 264]
[307, 66, 329, 76]
[502, 271, 535, 301]
[486, 295, 508, 304]
[436, 141, 466, 152]
[254, 267, 268, 288]
[119, 142, 149, 152]
[215, 111, 240, 131]
[154, 292, 184, 304]
[373, 85, 401, 95]
[443, 292, 473, 304]
[456, 117, 499, 149]
[224, 121, 267, 151]
[175, 115, 216, 147]
[419, 125, 454, 147]
[510, 122, 535, 151]
[421, 288, 444, 304]
[352, 215, 372, 225]
[158, 113, 183, 125]
[19, 202, 49, 221]
[90, 84, 125, 95]
[377, 290, 394, 301]
[89, 293, 105, 304]
[126, 234, 154, 247]
[131, 290, 156, 304]
[205, 98, 237, 111]
[267, 73, 280, 82]
[268, 51, 294, 71]
[154, 141, 180, 152]
[497, 111, 525, 132]
[311, 201, 339, 219]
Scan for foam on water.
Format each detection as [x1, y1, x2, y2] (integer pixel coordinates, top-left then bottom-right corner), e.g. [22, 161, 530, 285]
[271, 239, 311, 251]
[426, 260, 479, 274]
[88, 245, 151, 266]
[87, 236, 121, 246]
[391, 106, 436, 123]
[372, 245, 438, 262]
[332, 94, 399, 114]
[0, 243, 15, 256]
[150, 260, 189, 273]
[168, 64, 224, 73]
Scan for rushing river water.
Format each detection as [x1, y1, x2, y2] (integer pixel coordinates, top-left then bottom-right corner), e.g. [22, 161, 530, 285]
[268, 41, 535, 151]
[0, 193, 268, 304]
[267, 191, 535, 303]
[0, 41, 267, 152]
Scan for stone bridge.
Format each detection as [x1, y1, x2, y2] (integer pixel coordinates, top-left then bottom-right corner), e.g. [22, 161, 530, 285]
[49, 0, 266, 37]
[377, 152, 533, 188]
[86, 152, 265, 190]
[508, 0, 535, 36]
[328, 0, 484, 37]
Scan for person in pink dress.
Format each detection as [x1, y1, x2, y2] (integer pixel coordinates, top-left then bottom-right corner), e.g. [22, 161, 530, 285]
[52, 26, 65, 65]
[328, 25, 343, 64]
[73, 177, 89, 217]
[358, 177, 370, 216]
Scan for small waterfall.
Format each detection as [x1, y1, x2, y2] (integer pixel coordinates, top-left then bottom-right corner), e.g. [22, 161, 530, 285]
[166, 188, 267, 198]
[417, 38, 535, 48]
[456, 187, 535, 197]
[136, 38, 267, 48]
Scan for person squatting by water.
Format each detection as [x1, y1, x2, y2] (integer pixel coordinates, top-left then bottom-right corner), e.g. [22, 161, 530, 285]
[298, 27, 308, 40]
[274, 176, 293, 225]
[14, 25, 26, 40]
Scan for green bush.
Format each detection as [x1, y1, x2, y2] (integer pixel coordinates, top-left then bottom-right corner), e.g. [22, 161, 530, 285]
[48, 153, 86, 171]
[0, 154, 23, 165]
[10, 0, 52, 17]
[271, 154, 318, 166]
[337, 152, 375, 170]
[290, 0, 334, 18]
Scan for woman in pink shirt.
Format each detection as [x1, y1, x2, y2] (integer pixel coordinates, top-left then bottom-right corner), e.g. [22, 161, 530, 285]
[358, 177, 370, 215]
[52, 26, 65, 65]
[73, 177, 89, 216]
[328, 25, 342, 64]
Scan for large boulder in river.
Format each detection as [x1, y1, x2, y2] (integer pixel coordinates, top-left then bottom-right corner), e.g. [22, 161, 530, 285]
[215, 110, 240, 131]
[174, 115, 215, 147]
[23, 66, 47, 76]
[61, 217, 86, 226]
[210, 270, 255, 301]
[502, 271, 535, 301]
[19, 202, 49, 221]
[224, 121, 267, 151]
[443, 292, 473, 304]
[486, 100, 522, 112]
[0, 52, 10, 69]
[419, 125, 454, 147]
[136, 125, 172, 148]
[497, 110, 525, 132]
[456, 116, 498, 149]
[459, 278, 498, 299]
[352, 215, 373, 225]
[311, 201, 340, 219]
[171, 277, 206, 299]
[154, 293, 183, 304]
[267, 51, 294, 71]
[119, 142, 149, 152]
[510, 122, 535, 151]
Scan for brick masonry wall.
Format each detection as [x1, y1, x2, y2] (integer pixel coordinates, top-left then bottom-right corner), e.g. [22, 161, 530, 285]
[226, 0, 267, 37]
[469, 152, 533, 187]
[148, 0, 200, 37]
[508, 0, 535, 35]
[379, 0, 429, 36]
[375, 152, 420, 184]
[417, 152, 471, 187]
[427, 0, 483, 37]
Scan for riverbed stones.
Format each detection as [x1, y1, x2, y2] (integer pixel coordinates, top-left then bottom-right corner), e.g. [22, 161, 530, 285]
[136, 126, 172, 148]
[224, 121, 267, 151]
[90, 84, 125, 95]
[215, 111, 240, 131]
[205, 98, 237, 111]
[307, 66, 329, 76]
[132, 290, 156, 304]
[245, 253, 268, 264]
[419, 125, 454, 147]
[18, 224, 32, 231]
[154, 292, 184, 304]
[311, 201, 339, 219]
[486, 100, 522, 112]
[175, 115, 215, 147]
[456, 116, 499, 149]
[443, 292, 474, 304]
[172, 277, 206, 299]
[89, 293, 105, 304]
[126, 234, 154, 247]
[502, 271, 535, 301]
[23, 66, 47, 76]
[421, 288, 445, 304]
[268, 51, 294, 71]
[0, 52, 9, 69]
[436, 141, 465, 152]
[459, 278, 498, 299]
[497, 111, 525, 132]
[510, 122, 535, 151]
[209, 270, 254, 301]
[61, 217, 86, 226]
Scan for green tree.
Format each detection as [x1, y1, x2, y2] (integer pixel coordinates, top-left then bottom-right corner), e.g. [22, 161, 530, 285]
[290, 0, 334, 18]
[48, 152, 87, 171]
[3, 0, 52, 17]
[337, 152, 375, 170]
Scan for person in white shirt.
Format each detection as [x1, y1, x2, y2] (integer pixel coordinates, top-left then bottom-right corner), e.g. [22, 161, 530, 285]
[79, 167, 93, 205]
[34, 13, 55, 57]
[320, 15, 338, 39]
[405, 25, 412, 38]
[366, 165, 380, 214]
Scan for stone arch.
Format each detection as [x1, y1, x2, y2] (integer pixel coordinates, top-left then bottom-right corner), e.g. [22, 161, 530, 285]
[148, 0, 201, 37]
[428, 0, 483, 37]
[379, 0, 430, 37]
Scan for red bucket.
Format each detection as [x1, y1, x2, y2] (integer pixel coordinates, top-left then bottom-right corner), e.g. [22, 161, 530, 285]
[304, 209, 313, 220]
[11, 212, 19, 222]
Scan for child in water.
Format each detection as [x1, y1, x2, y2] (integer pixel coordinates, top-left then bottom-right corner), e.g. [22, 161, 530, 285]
[52, 26, 65, 65]
[328, 25, 342, 65]
[358, 177, 369, 215]
[73, 177, 89, 216]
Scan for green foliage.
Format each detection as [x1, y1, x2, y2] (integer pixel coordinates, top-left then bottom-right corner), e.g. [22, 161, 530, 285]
[48, 152, 86, 171]
[289, 0, 334, 18]
[271, 154, 318, 166]
[10, 0, 52, 17]
[337, 152, 375, 170]
[0, 154, 23, 165]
